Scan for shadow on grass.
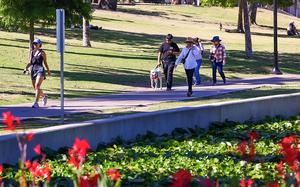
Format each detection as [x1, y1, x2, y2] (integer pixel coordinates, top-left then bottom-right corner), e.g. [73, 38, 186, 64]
[117, 7, 168, 16]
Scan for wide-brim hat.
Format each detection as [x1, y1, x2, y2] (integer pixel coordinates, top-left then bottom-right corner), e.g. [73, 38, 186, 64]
[185, 37, 195, 43]
[211, 36, 221, 42]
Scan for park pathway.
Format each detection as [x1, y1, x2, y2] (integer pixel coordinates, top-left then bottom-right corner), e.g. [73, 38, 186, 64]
[1, 74, 300, 120]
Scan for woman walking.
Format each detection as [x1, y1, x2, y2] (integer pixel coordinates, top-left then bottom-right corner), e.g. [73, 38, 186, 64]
[25, 39, 51, 108]
[175, 37, 201, 97]
[193, 37, 204, 85]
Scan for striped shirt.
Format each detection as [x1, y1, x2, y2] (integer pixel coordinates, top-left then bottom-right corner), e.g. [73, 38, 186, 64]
[210, 44, 227, 63]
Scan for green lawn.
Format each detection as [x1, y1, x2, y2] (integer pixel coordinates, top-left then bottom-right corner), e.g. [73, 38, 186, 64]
[1, 5, 300, 105]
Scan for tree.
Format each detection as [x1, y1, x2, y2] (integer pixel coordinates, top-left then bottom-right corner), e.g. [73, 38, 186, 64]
[0, 0, 93, 51]
[237, 0, 244, 32]
[83, 17, 91, 47]
[0, 0, 54, 52]
[250, 2, 258, 24]
[243, 0, 253, 58]
[295, 0, 298, 17]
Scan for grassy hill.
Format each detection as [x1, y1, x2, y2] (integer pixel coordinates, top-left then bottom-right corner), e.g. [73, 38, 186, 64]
[1, 5, 300, 105]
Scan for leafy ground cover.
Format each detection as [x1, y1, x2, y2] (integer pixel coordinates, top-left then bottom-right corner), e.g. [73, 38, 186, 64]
[1, 113, 300, 186]
[1, 5, 300, 105]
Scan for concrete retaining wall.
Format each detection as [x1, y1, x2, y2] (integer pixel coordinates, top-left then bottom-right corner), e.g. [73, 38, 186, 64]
[1, 93, 300, 164]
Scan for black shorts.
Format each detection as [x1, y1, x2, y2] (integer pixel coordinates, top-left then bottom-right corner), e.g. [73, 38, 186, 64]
[31, 65, 46, 80]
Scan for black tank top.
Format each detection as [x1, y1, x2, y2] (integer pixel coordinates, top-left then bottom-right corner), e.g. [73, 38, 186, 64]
[31, 50, 44, 66]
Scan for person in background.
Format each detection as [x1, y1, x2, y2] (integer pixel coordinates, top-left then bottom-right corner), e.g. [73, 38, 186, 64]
[157, 34, 180, 91]
[175, 37, 201, 97]
[24, 39, 51, 108]
[193, 37, 204, 85]
[287, 21, 299, 36]
[209, 36, 227, 85]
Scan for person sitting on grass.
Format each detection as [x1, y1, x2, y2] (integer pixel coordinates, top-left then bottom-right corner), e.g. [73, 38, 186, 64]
[287, 21, 299, 36]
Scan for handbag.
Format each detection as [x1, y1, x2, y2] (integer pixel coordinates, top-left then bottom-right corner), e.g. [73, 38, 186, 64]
[181, 48, 191, 64]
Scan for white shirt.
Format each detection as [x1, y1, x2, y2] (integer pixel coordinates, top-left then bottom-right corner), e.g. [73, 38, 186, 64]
[194, 43, 204, 58]
[175, 46, 200, 69]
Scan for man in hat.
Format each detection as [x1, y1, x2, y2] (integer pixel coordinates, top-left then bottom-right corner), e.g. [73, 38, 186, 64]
[209, 36, 227, 85]
[157, 34, 180, 91]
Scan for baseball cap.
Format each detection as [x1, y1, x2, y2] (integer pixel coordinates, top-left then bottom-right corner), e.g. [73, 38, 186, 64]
[32, 38, 42, 45]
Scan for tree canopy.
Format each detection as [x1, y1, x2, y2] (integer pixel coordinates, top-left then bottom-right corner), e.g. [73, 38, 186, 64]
[0, 0, 93, 32]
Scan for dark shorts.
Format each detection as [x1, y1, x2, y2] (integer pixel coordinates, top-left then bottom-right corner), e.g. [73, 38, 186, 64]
[31, 65, 46, 80]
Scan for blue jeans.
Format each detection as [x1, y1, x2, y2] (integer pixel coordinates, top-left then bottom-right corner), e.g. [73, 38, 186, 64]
[194, 59, 202, 84]
[212, 62, 226, 84]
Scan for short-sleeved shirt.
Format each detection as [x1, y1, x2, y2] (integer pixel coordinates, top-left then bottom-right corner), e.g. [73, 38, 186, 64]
[159, 42, 180, 63]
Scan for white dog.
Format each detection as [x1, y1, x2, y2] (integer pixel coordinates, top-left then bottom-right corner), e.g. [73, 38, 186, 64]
[150, 67, 163, 90]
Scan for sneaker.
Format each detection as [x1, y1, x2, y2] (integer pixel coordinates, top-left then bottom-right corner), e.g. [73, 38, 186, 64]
[166, 88, 172, 91]
[223, 79, 226, 84]
[32, 102, 39, 108]
[187, 91, 193, 97]
[42, 95, 48, 106]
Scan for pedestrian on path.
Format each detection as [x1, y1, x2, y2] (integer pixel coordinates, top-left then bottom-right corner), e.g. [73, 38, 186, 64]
[209, 36, 227, 85]
[24, 39, 51, 108]
[175, 37, 201, 97]
[193, 37, 204, 85]
[157, 34, 180, 91]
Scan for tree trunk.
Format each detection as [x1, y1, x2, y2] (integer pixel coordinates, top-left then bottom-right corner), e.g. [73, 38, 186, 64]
[250, 2, 258, 25]
[29, 20, 34, 58]
[237, 0, 244, 33]
[243, 0, 253, 58]
[82, 17, 91, 47]
[295, 0, 298, 17]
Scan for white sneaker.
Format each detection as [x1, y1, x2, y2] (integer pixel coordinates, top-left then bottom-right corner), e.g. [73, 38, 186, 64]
[32, 102, 39, 108]
[42, 95, 48, 106]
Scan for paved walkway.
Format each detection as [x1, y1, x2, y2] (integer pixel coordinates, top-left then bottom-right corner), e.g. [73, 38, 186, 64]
[1, 74, 300, 120]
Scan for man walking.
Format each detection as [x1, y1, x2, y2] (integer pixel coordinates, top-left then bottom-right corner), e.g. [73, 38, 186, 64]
[157, 34, 180, 91]
[209, 36, 227, 85]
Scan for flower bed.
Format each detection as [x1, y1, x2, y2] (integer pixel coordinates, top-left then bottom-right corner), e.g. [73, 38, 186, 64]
[1, 112, 300, 186]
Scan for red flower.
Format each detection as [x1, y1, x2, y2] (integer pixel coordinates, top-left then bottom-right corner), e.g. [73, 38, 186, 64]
[0, 165, 3, 184]
[34, 144, 42, 155]
[266, 182, 280, 187]
[240, 179, 254, 187]
[26, 160, 51, 183]
[26, 133, 35, 142]
[237, 141, 247, 156]
[276, 161, 284, 177]
[107, 168, 121, 182]
[249, 131, 258, 142]
[169, 169, 192, 187]
[2, 112, 21, 131]
[68, 138, 91, 168]
[279, 136, 299, 170]
[249, 144, 256, 161]
[79, 174, 100, 187]
[24, 160, 32, 169]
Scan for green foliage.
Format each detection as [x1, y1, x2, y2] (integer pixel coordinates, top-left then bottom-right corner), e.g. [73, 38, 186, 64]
[201, 0, 237, 7]
[0, 0, 93, 31]
[201, 0, 293, 8]
[2, 115, 300, 186]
